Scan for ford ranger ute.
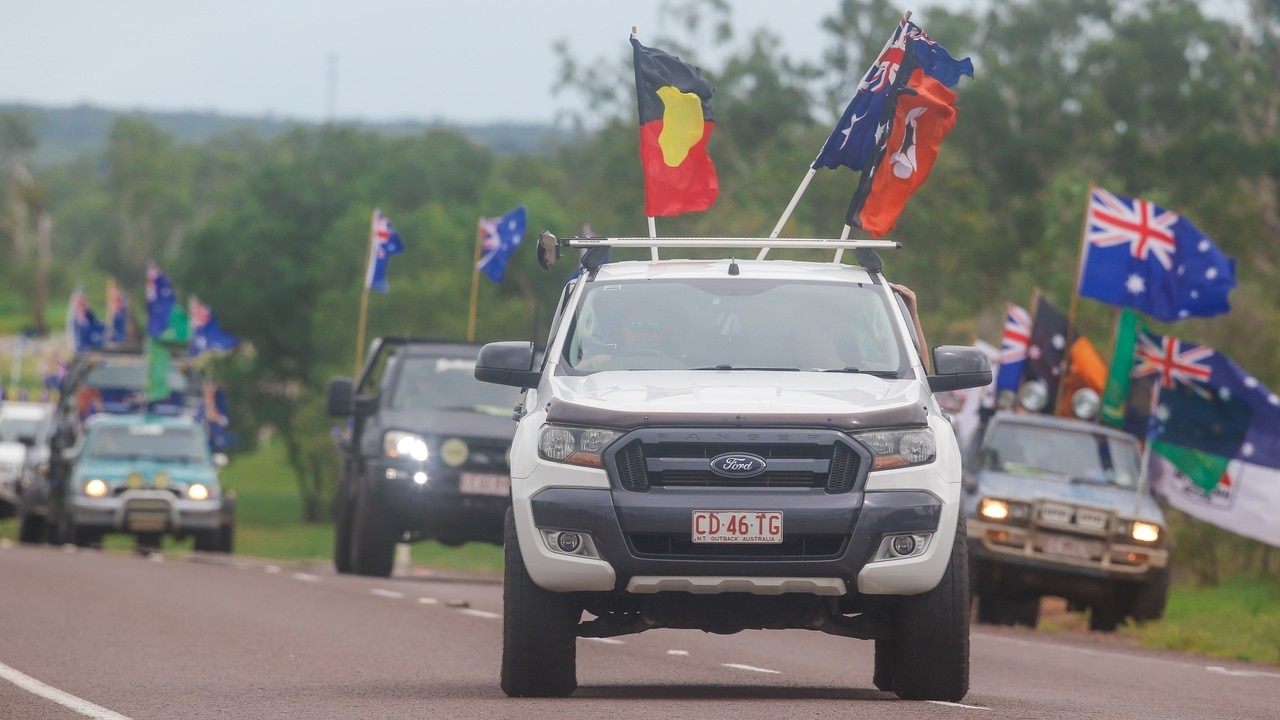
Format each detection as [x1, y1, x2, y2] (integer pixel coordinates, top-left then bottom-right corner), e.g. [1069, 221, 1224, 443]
[476, 236, 991, 701]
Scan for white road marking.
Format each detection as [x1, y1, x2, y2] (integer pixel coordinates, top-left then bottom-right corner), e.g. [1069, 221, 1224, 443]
[1207, 666, 1280, 679]
[927, 700, 992, 710]
[582, 637, 624, 645]
[417, 597, 439, 605]
[667, 650, 689, 656]
[292, 573, 320, 583]
[460, 609, 501, 619]
[369, 588, 405, 599]
[0, 660, 134, 720]
[263, 565, 281, 574]
[722, 663, 780, 674]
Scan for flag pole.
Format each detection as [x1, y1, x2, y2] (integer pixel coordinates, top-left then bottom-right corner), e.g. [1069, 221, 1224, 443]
[832, 223, 853, 263]
[1056, 183, 1097, 415]
[467, 217, 484, 342]
[647, 216, 658, 260]
[353, 209, 377, 378]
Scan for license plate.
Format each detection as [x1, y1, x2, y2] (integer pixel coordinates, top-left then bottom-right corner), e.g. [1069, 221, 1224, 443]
[692, 511, 783, 544]
[1042, 534, 1098, 560]
[127, 513, 167, 532]
[459, 472, 510, 497]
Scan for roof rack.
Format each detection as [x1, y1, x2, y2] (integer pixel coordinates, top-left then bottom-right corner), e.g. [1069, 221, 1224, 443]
[559, 236, 899, 250]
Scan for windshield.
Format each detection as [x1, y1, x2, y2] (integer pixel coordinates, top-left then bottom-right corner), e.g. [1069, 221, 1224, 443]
[982, 422, 1142, 488]
[563, 278, 907, 374]
[389, 356, 524, 415]
[87, 424, 208, 463]
[0, 418, 42, 443]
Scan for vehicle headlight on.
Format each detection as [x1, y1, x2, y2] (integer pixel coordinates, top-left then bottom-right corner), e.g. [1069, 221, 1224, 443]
[980, 497, 1010, 520]
[1131, 521, 1161, 543]
[187, 483, 211, 501]
[852, 428, 936, 470]
[385, 431, 430, 462]
[83, 478, 109, 498]
[440, 438, 469, 467]
[538, 426, 621, 468]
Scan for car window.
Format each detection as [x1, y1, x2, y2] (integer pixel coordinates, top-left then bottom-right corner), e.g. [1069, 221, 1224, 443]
[0, 417, 42, 443]
[389, 356, 523, 415]
[563, 278, 907, 374]
[86, 425, 208, 462]
[983, 423, 1141, 488]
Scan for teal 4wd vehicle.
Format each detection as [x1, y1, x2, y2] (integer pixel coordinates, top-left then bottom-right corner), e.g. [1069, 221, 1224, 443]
[49, 415, 235, 552]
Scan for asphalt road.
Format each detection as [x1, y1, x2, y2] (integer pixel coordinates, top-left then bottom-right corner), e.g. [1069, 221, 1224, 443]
[2, 541, 1276, 720]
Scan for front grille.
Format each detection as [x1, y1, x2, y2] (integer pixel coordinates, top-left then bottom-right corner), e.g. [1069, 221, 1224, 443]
[629, 533, 847, 558]
[607, 429, 868, 494]
[112, 487, 182, 498]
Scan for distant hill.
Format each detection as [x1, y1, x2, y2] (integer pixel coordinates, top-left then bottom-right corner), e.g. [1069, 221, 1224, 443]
[0, 103, 575, 166]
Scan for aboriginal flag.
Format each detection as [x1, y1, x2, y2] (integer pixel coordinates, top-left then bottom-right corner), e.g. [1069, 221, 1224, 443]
[631, 36, 718, 217]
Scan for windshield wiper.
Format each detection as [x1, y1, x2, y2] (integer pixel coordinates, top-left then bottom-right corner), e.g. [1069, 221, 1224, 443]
[690, 365, 800, 371]
[821, 367, 899, 378]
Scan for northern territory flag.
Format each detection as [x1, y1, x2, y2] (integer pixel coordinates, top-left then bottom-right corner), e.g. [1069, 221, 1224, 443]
[631, 36, 718, 217]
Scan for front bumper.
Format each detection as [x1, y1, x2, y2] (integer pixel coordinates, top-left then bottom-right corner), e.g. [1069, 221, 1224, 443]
[70, 490, 222, 533]
[367, 460, 510, 543]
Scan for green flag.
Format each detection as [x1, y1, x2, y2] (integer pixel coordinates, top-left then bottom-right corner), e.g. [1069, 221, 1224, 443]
[146, 339, 171, 400]
[1100, 309, 1142, 428]
[1154, 442, 1231, 493]
[159, 304, 190, 345]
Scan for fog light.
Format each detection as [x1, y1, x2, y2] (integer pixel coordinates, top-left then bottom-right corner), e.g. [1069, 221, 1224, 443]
[413, 472, 428, 485]
[891, 535, 916, 556]
[556, 532, 582, 553]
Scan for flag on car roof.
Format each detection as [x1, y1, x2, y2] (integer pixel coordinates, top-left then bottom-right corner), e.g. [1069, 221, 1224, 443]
[1077, 187, 1236, 321]
[631, 36, 719, 217]
[146, 263, 176, 338]
[106, 278, 128, 346]
[365, 210, 405, 293]
[477, 205, 527, 283]
[67, 289, 105, 352]
[188, 297, 239, 356]
[995, 302, 1032, 397]
[1023, 294, 1069, 414]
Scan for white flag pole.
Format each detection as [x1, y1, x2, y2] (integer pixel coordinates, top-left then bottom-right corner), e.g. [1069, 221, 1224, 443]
[757, 167, 817, 260]
[647, 215, 658, 260]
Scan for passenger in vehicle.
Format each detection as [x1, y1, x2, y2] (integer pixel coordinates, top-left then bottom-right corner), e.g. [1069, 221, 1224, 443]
[578, 304, 670, 370]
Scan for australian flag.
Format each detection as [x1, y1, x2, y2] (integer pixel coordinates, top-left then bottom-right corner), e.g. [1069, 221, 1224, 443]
[198, 383, 238, 452]
[1024, 295, 1070, 414]
[188, 297, 239, 356]
[1078, 187, 1236, 322]
[996, 303, 1032, 395]
[365, 211, 405, 293]
[146, 263, 176, 338]
[69, 290, 105, 352]
[813, 18, 973, 174]
[477, 205, 527, 283]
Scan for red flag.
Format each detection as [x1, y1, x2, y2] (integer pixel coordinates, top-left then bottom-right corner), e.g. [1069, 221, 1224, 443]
[853, 68, 958, 237]
[631, 37, 719, 217]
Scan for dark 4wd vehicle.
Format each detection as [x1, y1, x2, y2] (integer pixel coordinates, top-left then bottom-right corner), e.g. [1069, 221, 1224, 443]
[963, 411, 1170, 631]
[328, 338, 525, 577]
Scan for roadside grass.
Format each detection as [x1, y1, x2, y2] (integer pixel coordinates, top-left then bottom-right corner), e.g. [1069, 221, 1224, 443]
[1122, 574, 1280, 665]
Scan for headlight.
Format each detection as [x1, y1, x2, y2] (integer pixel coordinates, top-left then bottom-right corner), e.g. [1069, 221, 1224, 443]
[1131, 521, 1160, 543]
[980, 497, 1009, 520]
[538, 426, 621, 468]
[385, 431, 430, 462]
[188, 483, 211, 501]
[851, 428, 936, 470]
[84, 478, 109, 498]
[440, 438, 469, 467]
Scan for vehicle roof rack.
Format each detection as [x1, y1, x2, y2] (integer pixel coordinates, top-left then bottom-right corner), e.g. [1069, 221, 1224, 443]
[559, 236, 899, 251]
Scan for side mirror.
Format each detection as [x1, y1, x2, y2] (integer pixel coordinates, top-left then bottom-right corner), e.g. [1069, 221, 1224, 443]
[327, 378, 354, 416]
[212, 453, 229, 469]
[475, 341, 541, 389]
[928, 345, 993, 393]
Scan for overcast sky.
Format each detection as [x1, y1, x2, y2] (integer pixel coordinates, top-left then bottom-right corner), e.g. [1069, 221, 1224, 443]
[2, 1, 847, 125]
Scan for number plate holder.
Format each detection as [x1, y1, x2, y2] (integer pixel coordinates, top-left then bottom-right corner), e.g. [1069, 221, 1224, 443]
[459, 472, 510, 497]
[691, 511, 783, 544]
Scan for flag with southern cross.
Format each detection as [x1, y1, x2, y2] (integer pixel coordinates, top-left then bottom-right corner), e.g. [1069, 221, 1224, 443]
[996, 302, 1032, 395]
[67, 289, 105, 352]
[365, 210, 405, 293]
[146, 263, 176, 338]
[106, 278, 128, 346]
[477, 205, 527, 283]
[188, 297, 239, 356]
[631, 36, 719, 217]
[813, 18, 973, 174]
[1023, 294, 1069, 414]
[1077, 187, 1236, 321]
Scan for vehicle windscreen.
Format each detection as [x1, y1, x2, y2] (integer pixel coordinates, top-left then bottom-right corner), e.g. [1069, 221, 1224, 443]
[982, 423, 1142, 488]
[563, 278, 907, 374]
[389, 356, 523, 416]
[86, 424, 207, 463]
[0, 418, 41, 443]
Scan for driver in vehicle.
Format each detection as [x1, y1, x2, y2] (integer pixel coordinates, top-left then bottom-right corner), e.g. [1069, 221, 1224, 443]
[577, 305, 669, 370]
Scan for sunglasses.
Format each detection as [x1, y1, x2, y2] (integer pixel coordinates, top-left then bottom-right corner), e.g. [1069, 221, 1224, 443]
[625, 319, 663, 331]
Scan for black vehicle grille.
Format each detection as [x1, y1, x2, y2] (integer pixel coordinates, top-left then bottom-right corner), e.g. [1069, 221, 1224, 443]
[608, 430, 866, 494]
[628, 533, 847, 558]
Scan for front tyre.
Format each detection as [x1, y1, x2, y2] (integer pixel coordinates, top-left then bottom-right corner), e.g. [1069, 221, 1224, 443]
[500, 508, 579, 698]
[333, 478, 355, 574]
[18, 509, 46, 544]
[350, 479, 397, 577]
[889, 512, 970, 702]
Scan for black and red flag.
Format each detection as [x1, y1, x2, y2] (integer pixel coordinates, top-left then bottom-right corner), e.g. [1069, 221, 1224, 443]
[631, 36, 719, 217]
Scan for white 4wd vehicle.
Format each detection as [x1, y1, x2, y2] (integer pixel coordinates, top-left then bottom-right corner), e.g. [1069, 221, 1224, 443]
[476, 237, 991, 700]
